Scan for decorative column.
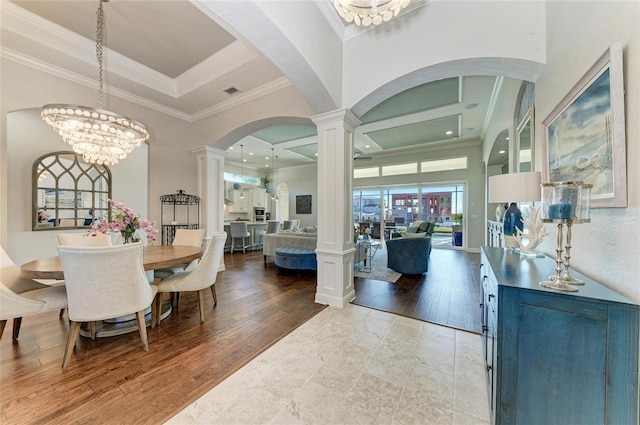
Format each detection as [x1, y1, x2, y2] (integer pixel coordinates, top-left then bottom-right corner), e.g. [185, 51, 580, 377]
[192, 146, 226, 270]
[311, 109, 360, 307]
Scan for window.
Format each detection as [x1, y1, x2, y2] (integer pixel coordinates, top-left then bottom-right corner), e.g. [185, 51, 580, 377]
[33, 152, 111, 230]
[223, 171, 260, 186]
[354, 167, 380, 179]
[420, 157, 468, 173]
[382, 162, 417, 176]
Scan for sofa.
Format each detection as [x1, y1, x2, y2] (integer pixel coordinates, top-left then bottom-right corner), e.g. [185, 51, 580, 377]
[386, 236, 432, 274]
[263, 228, 317, 262]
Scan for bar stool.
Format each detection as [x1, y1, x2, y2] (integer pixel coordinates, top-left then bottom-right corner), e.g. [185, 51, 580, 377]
[229, 222, 251, 253]
[259, 221, 281, 249]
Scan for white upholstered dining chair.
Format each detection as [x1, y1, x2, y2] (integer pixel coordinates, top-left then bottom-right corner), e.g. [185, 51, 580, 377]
[0, 246, 68, 341]
[58, 243, 158, 368]
[154, 228, 205, 280]
[154, 232, 226, 325]
[57, 231, 113, 333]
[57, 232, 112, 247]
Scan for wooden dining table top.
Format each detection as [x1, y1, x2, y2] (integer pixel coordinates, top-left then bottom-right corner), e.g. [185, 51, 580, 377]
[20, 245, 203, 280]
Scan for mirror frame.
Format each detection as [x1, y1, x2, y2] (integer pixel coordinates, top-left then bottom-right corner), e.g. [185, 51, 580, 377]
[32, 151, 112, 231]
[516, 105, 534, 172]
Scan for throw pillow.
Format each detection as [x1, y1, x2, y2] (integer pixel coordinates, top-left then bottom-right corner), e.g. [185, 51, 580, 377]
[402, 232, 427, 238]
[405, 226, 419, 234]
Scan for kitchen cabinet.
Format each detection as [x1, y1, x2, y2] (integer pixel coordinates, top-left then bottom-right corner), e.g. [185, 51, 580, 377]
[480, 247, 638, 425]
[229, 190, 250, 213]
[251, 189, 267, 208]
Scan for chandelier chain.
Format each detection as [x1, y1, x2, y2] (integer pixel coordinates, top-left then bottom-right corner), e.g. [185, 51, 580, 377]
[96, 0, 105, 109]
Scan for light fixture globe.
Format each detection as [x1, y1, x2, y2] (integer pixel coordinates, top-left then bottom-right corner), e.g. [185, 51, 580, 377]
[333, 0, 411, 27]
[41, 104, 149, 165]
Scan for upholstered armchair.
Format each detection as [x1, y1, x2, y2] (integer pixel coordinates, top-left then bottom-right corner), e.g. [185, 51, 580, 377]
[386, 236, 432, 274]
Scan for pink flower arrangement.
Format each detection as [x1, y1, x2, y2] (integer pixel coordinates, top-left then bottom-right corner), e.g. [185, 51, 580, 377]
[90, 199, 158, 244]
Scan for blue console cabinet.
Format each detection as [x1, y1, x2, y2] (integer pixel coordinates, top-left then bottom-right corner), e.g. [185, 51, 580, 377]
[480, 247, 638, 425]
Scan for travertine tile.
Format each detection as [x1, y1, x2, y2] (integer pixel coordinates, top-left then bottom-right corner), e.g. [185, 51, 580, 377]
[453, 356, 490, 420]
[413, 331, 456, 376]
[171, 304, 489, 425]
[455, 330, 483, 365]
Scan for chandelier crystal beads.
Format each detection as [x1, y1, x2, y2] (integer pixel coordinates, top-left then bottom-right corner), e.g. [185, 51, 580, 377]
[41, 0, 149, 166]
[332, 0, 411, 27]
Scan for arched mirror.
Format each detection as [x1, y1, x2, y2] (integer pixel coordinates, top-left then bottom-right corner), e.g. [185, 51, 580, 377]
[33, 152, 112, 230]
[516, 106, 534, 172]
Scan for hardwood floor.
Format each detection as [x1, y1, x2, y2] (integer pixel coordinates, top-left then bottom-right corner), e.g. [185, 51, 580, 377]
[353, 249, 482, 334]
[1, 248, 481, 424]
[0, 250, 324, 425]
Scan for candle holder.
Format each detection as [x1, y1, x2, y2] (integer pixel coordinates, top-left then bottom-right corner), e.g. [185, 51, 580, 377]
[539, 181, 592, 292]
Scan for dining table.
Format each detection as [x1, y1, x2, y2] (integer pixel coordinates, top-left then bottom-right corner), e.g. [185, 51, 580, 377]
[20, 245, 203, 338]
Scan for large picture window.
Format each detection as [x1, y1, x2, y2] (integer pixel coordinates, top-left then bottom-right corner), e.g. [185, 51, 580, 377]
[33, 152, 112, 230]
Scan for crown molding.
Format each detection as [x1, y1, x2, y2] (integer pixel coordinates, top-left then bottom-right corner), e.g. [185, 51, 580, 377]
[175, 41, 257, 96]
[1, 47, 192, 122]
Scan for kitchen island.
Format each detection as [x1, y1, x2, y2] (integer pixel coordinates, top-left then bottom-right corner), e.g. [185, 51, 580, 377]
[223, 221, 269, 252]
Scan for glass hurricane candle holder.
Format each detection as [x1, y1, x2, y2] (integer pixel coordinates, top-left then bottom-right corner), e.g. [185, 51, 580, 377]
[540, 182, 592, 292]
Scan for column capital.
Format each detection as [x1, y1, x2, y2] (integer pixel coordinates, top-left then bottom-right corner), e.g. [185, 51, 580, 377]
[192, 145, 227, 160]
[311, 108, 361, 129]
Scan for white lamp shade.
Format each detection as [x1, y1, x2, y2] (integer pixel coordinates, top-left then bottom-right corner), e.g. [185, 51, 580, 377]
[488, 171, 542, 203]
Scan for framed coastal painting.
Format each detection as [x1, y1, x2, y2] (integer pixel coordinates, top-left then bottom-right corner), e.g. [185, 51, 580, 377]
[541, 43, 627, 208]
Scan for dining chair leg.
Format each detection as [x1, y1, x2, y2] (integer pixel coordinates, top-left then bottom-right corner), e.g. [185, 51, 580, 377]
[136, 310, 149, 352]
[62, 321, 81, 369]
[12, 317, 22, 341]
[154, 293, 163, 327]
[198, 289, 206, 323]
[150, 295, 157, 328]
[0, 320, 6, 340]
[210, 285, 218, 307]
[89, 321, 96, 340]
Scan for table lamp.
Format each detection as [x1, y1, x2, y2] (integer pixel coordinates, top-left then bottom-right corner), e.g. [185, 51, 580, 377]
[539, 181, 592, 292]
[488, 171, 546, 255]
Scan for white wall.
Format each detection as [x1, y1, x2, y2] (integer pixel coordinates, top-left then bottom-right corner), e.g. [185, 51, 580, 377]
[276, 163, 318, 228]
[344, 1, 546, 111]
[5, 108, 147, 264]
[534, 1, 639, 301]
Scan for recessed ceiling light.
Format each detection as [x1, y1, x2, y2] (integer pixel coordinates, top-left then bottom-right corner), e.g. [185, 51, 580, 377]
[249, 152, 253, 155]
[364, 145, 370, 148]
[265, 164, 269, 167]
[446, 130, 453, 135]
[499, 150, 506, 154]
[228, 146, 234, 150]
[465, 103, 478, 109]
[265, 156, 269, 160]
[242, 159, 247, 162]
[314, 153, 318, 157]
[506, 137, 510, 141]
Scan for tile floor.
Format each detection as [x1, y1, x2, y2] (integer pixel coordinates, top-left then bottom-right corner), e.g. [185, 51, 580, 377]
[167, 304, 490, 425]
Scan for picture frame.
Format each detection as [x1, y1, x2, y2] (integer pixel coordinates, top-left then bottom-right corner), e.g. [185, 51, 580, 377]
[296, 195, 312, 214]
[541, 43, 626, 208]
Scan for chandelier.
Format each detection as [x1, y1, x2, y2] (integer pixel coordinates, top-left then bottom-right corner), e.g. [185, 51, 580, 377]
[41, 0, 149, 166]
[332, 0, 411, 27]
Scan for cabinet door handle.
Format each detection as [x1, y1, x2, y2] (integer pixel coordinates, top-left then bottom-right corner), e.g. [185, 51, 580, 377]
[482, 325, 488, 332]
[488, 294, 495, 300]
[486, 365, 492, 372]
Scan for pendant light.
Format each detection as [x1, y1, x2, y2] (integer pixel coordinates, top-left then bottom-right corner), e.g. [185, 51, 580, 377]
[41, 0, 149, 166]
[274, 154, 279, 201]
[239, 144, 245, 199]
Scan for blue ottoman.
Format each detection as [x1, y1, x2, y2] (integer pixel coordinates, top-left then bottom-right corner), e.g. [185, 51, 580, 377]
[274, 247, 317, 271]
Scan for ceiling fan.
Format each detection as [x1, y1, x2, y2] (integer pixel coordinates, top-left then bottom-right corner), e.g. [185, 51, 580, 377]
[354, 152, 372, 161]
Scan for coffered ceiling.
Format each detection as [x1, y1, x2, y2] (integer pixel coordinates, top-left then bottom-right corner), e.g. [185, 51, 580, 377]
[2, 0, 506, 170]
